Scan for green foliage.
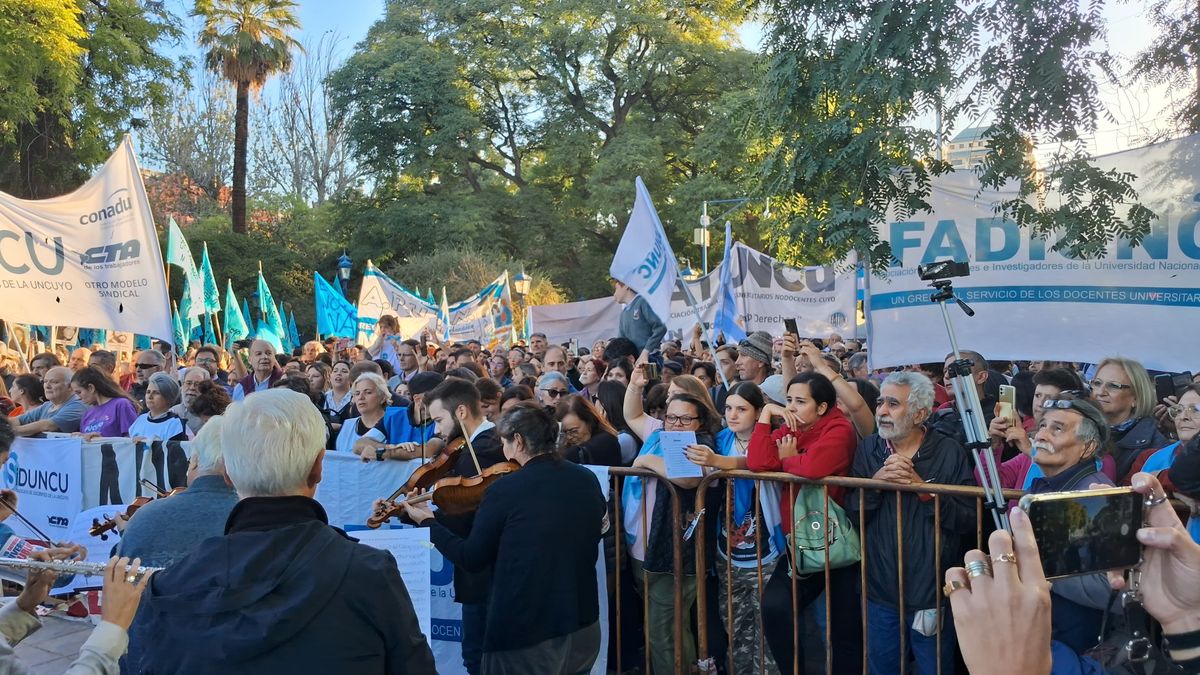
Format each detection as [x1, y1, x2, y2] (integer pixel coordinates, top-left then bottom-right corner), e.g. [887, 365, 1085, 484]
[0, 0, 183, 198]
[1132, 0, 1200, 133]
[330, 0, 761, 299]
[758, 0, 1154, 271]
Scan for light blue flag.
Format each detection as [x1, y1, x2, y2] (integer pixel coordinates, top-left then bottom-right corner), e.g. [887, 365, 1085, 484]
[135, 334, 152, 350]
[257, 272, 288, 348]
[172, 305, 186, 350]
[439, 287, 451, 342]
[314, 272, 357, 338]
[287, 311, 300, 349]
[252, 320, 284, 353]
[223, 280, 250, 349]
[713, 221, 746, 343]
[199, 243, 221, 314]
[202, 313, 216, 345]
[178, 277, 200, 335]
[241, 299, 252, 330]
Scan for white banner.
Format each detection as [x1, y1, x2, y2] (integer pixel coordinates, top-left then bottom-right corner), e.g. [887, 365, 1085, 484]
[868, 134, 1200, 370]
[356, 263, 440, 343]
[444, 273, 514, 349]
[2, 438, 82, 541]
[0, 136, 174, 344]
[533, 243, 858, 343]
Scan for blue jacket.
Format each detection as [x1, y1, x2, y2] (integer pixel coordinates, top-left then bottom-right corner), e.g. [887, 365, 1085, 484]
[618, 294, 667, 354]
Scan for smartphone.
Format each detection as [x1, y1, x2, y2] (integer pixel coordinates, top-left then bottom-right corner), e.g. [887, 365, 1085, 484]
[1174, 372, 1195, 391]
[997, 384, 1017, 426]
[783, 318, 799, 335]
[641, 362, 660, 381]
[1154, 373, 1176, 403]
[1019, 487, 1143, 579]
[569, 338, 579, 355]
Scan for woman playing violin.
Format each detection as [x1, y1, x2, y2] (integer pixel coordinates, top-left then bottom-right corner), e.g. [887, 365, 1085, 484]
[402, 401, 606, 675]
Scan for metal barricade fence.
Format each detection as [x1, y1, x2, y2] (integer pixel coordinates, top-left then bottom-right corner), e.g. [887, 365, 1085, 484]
[605, 467, 1023, 675]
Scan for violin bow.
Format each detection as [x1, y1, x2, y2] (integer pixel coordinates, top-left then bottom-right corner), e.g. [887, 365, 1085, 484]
[0, 495, 54, 543]
[139, 479, 168, 497]
[461, 422, 483, 477]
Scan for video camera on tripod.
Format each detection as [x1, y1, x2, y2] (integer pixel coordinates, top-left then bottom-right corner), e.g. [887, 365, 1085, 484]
[917, 259, 1010, 532]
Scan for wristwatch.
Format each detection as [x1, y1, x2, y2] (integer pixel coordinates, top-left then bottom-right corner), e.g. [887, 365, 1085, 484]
[375, 447, 386, 462]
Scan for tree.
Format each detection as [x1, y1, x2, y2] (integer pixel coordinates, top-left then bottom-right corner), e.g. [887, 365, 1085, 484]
[251, 32, 363, 204]
[757, 0, 1154, 271]
[330, 0, 759, 299]
[1132, 0, 1200, 133]
[0, 0, 182, 198]
[194, 0, 301, 234]
[142, 68, 236, 201]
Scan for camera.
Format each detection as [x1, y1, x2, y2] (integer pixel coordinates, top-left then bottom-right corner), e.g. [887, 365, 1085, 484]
[917, 259, 971, 282]
[1019, 487, 1143, 579]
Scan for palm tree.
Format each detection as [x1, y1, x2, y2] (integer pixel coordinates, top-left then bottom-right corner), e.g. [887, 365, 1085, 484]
[194, 0, 300, 234]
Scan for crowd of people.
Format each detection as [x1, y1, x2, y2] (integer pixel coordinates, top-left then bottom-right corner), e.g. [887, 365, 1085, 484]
[0, 289, 1198, 674]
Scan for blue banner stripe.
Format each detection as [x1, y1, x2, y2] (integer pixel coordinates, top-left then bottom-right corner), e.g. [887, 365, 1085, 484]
[870, 285, 1200, 310]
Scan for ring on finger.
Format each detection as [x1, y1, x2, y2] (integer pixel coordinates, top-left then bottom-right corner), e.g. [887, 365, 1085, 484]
[965, 559, 993, 579]
[125, 574, 137, 584]
[943, 579, 968, 597]
[991, 553, 1018, 565]
[1144, 491, 1168, 508]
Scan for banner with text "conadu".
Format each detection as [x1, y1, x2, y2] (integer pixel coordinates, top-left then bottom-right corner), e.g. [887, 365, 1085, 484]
[867, 133, 1200, 371]
[531, 242, 858, 346]
[0, 136, 174, 345]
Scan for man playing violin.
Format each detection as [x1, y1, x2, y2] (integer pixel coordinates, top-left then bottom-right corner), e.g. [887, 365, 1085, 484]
[419, 376, 508, 675]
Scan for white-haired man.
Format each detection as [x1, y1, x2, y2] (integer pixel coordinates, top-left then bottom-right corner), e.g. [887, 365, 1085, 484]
[846, 371, 976, 675]
[132, 390, 435, 674]
[170, 367, 212, 435]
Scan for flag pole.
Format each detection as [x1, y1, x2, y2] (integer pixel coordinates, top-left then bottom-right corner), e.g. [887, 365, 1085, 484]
[211, 311, 224, 347]
[674, 276, 730, 389]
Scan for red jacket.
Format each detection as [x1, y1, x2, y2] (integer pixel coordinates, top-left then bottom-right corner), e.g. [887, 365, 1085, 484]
[746, 407, 857, 534]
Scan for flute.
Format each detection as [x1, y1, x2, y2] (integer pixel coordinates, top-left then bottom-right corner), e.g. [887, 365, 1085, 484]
[0, 557, 161, 579]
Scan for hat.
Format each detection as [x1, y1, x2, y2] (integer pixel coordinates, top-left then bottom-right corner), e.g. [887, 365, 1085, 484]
[663, 361, 683, 375]
[408, 372, 444, 396]
[739, 331, 774, 366]
[148, 372, 181, 406]
[760, 374, 786, 406]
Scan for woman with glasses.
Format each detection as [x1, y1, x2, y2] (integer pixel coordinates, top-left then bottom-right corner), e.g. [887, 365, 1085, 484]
[555, 394, 621, 466]
[536, 372, 571, 408]
[623, 391, 719, 675]
[1131, 384, 1200, 496]
[488, 355, 513, 388]
[1090, 356, 1170, 482]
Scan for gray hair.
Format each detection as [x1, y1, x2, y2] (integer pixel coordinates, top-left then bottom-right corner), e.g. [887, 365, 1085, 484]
[352, 372, 390, 401]
[881, 371, 936, 413]
[1076, 414, 1103, 456]
[848, 352, 869, 372]
[221, 389, 326, 497]
[537, 371, 570, 390]
[190, 414, 227, 473]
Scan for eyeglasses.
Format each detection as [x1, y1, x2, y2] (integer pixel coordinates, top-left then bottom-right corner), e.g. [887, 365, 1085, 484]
[195, 357, 216, 364]
[1168, 403, 1200, 420]
[664, 414, 699, 425]
[1089, 379, 1132, 393]
[540, 388, 568, 398]
[136, 363, 160, 370]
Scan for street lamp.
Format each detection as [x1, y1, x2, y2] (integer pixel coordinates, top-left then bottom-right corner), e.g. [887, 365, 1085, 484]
[336, 251, 352, 296]
[696, 197, 773, 275]
[511, 268, 532, 340]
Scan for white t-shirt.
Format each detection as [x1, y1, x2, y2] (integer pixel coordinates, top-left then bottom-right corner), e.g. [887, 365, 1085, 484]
[128, 411, 189, 442]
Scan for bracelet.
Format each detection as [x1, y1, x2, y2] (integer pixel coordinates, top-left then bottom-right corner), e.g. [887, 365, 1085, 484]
[830, 374, 845, 384]
[1165, 627, 1200, 651]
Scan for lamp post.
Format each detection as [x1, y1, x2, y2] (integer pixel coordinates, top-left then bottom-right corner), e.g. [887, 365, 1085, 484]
[512, 268, 532, 340]
[696, 197, 772, 275]
[337, 251, 352, 297]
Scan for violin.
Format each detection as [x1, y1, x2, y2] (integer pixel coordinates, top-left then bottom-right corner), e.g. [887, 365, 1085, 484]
[367, 460, 520, 527]
[402, 437, 464, 493]
[89, 486, 185, 540]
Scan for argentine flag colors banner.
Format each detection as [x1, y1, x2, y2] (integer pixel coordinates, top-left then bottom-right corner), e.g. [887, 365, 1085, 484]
[868, 133, 1200, 371]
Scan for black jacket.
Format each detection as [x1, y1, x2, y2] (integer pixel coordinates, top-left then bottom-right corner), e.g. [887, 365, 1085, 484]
[563, 431, 622, 466]
[427, 454, 606, 652]
[845, 429, 976, 611]
[132, 496, 435, 674]
[436, 426, 508, 604]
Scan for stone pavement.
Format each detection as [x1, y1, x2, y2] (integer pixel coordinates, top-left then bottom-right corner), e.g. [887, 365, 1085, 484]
[11, 615, 93, 674]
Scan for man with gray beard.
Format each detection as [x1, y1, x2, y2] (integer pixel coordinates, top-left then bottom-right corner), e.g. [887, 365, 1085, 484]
[845, 371, 976, 675]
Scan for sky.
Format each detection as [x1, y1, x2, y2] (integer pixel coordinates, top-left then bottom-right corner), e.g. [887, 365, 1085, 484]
[164, 0, 1175, 159]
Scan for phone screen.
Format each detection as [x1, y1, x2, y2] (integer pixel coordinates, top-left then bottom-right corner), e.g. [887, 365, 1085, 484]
[1155, 373, 1177, 403]
[1022, 489, 1143, 579]
[783, 318, 799, 335]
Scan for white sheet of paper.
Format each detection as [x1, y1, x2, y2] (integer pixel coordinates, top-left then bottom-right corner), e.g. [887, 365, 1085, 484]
[355, 528, 433, 643]
[660, 431, 701, 479]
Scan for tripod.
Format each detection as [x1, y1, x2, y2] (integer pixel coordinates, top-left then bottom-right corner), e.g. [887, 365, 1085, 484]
[929, 278, 1010, 532]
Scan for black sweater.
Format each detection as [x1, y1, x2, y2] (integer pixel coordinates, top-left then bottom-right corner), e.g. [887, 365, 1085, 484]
[426, 454, 607, 652]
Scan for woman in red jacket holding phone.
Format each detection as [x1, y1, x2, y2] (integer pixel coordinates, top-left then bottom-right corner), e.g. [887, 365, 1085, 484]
[746, 371, 862, 673]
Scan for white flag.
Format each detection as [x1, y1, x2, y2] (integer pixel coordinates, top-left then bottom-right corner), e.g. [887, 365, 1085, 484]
[0, 135, 174, 345]
[609, 176, 678, 320]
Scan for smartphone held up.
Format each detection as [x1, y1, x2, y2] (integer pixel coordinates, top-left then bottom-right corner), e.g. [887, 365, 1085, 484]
[1019, 487, 1144, 579]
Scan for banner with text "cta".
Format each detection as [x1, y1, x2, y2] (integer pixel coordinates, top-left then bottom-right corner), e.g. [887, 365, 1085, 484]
[0, 136, 174, 344]
[867, 133, 1200, 371]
